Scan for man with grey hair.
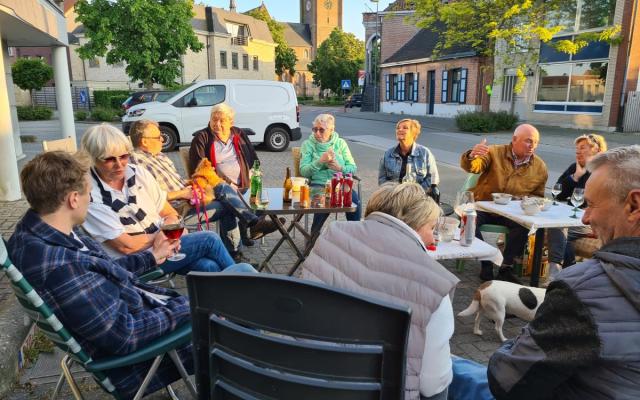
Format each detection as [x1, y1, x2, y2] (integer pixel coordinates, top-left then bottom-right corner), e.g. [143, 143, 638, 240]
[487, 145, 640, 399]
[461, 124, 548, 282]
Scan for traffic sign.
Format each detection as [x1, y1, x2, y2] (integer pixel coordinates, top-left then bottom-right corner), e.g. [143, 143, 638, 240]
[79, 89, 88, 105]
[341, 79, 351, 90]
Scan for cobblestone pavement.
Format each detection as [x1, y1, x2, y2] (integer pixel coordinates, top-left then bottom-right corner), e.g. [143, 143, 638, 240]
[0, 122, 527, 399]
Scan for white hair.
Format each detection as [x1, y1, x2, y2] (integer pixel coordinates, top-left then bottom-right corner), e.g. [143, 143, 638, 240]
[80, 123, 133, 164]
[313, 113, 335, 129]
[210, 103, 235, 121]
[588, 145, 640, 202]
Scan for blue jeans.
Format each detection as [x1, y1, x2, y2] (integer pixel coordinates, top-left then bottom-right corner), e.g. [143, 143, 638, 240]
[161, 231, 255, 274]
[311, 188, 361, 234]
[547, 225, 592, 266]
[187, 200, 241, 253]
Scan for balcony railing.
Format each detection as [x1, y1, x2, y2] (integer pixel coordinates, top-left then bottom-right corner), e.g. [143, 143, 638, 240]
[231, 36, 248, 46]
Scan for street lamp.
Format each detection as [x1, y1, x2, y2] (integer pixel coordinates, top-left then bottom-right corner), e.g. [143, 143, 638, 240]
[371, 0, 379, 113]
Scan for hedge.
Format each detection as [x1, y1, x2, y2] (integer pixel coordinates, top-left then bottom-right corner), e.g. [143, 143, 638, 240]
[74, 110, 88, 121]
[91, 107, 119, 122]
[17, 106, 53, 121]
[93, 90, 130, 108]
[455, 111, 519, 133]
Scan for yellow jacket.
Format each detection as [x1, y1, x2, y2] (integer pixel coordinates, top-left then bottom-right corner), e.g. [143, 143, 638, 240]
[460, 143, 548, 201]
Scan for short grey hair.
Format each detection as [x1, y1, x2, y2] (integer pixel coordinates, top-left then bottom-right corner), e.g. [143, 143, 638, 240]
[210, 103, 235, 122]
[80, 123, 133, 164]
[129, 119, 159, 147]
[313, 113, 335, 129]
[365, 182, 440, 231]
[588, 145, 640, 202]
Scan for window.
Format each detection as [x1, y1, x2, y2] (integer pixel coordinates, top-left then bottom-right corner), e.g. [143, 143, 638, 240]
[89, 58, 100, 68]
[227, 23, 249, 45]
[442, 68, 467, 103]
[548, 0, 615, 33]
[501, 73, 517, 103]
[231, 53, 238, 69]
[253, 56, 259, 71]
[242, 54, 249, 70]
[538, 63, 607, 103]
[304, 49, 309, 59]
[7, 47, 14, 56]
[178, 85, 226, 107]
[402, 73, 419, 102]
[220, 51, 227, 68]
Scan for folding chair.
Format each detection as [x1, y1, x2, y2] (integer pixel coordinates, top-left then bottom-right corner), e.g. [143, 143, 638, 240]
[42, 137, 77, 153]
[187, 273, 411, 400]
[0, 239, 196, 400]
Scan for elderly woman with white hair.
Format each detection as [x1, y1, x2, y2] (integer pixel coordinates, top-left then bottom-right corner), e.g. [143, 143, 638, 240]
[300, 113, 361, 233]
[302, 183, 459, 400]
[81, 123, 255, 275]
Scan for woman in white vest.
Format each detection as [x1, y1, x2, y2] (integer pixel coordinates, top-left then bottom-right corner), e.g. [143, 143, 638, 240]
[80, 123, 254, 275]
[302, 182, 459, 400]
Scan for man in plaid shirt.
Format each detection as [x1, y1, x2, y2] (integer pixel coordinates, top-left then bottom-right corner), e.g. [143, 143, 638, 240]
[9, 151, 197, 399]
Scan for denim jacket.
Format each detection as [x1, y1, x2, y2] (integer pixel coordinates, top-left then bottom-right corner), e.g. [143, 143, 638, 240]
[378, 143, 439, 193]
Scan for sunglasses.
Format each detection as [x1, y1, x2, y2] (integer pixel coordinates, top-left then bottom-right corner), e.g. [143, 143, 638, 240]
[142, 136, 166, 143]
[577, 134, 601, 150]
[312, 127, 326, 133]
[101, 153, 130, 164]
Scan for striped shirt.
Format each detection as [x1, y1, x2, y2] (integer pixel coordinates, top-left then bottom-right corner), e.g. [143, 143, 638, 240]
[131, 150, 185, 193]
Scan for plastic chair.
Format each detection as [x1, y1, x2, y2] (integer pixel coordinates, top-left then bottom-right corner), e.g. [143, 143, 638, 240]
[42, 137, 77, 152]
[456, 173, 510, 272]
[187, 273, 411, 400]
[0, 239, 196, 400]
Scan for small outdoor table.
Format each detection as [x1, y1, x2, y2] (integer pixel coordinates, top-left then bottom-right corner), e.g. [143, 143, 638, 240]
[475, 200, 586, 287]
[430, 236, 503, 266]
[245, 187, 356, 276]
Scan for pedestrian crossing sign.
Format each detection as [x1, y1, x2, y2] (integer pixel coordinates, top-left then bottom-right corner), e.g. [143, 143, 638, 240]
[341, 80, 352, 90]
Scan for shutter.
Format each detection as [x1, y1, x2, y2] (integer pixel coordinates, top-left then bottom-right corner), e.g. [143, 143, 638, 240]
[398, 74, 405, 101]
[413, 73, 419, 102]
[441, 70, 448, 103]
[385, 74, 390, 101]
[459, 68, 468, 104]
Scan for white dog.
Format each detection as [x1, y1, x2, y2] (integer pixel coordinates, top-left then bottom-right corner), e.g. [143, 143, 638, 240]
[458, 280, 547, 342]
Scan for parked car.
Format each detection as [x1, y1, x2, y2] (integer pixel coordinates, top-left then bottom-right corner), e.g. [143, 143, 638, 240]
[346, 94, 363, 108]
[122, 80, 301, 152]
[121, 90, 175, 112]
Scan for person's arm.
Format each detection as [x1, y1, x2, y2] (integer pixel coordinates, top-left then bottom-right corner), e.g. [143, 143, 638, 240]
[420, 295, 454, 397]
[460, 149, 492, 174]
[337, 139, 357, 175]
[299, 140, 323, 179]
[188, 131, 208, 173]
[427, 148, 440, 185]
[378, 156, 389, 185]
[556, 164, 578, 201]
[532, 163, 549, 198]
[166, 187, 192, 202]
[487, 280, 600, 399]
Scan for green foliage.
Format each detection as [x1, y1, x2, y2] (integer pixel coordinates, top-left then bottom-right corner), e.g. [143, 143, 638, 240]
[91, 107, 119, 122]
[246, 7, 297, 75]
[74, 110, 88, 121]
[411, 0, 622, 93]
[93, 90, 130, 108]
[455, 111, 519, 133]
[308, 29, 365, 94]
[22, 329, 55, 367]
[17, 106, 53, 121]
[75, 0, 203, 88]
[11, 58, 53, 93]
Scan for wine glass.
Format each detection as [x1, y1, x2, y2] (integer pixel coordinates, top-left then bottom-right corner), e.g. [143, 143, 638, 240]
[160, 217, 186, 261]
[259, 190, 270, 209]
[551, 183, 562, 205]
[570, 188, 584, 218]
[454, 191, 475, 217]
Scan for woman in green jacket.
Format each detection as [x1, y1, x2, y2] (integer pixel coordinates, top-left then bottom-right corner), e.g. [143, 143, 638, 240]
[300, 113, 360, 233]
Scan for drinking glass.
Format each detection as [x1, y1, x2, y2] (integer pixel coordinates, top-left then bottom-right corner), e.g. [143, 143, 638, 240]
[259, 190, 270, 209]
[454, 191, 475, 217]
[570, 188, 584, 218]
[160, 217, 186, 261]
[551, 183, 562, 205]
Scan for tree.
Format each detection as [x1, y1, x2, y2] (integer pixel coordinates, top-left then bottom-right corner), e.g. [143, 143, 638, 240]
[410, 0, 621, 93]
[75, 0, 203, 88]
[245, 7, 297, 76]
[11, 58, 53, 106]
[308, 29, 365, 94]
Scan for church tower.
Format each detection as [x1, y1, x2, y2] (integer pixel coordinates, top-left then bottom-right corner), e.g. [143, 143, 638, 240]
[300, 0, 343, 56]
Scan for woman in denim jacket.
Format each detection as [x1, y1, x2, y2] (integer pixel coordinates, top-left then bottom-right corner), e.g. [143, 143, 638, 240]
[379, 119, 440, 201]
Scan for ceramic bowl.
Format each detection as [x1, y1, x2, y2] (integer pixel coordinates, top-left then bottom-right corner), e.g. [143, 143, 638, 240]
[539, 198, 553, 211]
[520, 200, 541, 216]
[492, 193, 512, 205]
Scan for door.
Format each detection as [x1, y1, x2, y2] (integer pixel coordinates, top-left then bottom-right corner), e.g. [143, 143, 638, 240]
[177, 85, 226, 140]
[427, 71, 435, 115]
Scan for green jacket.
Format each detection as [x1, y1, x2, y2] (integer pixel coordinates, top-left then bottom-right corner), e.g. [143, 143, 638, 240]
[300, 132, 357, 185]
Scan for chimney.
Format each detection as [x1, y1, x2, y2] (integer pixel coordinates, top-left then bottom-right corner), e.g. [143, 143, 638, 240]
[230, 0, 237, 12]
[205, 7, 214, 32]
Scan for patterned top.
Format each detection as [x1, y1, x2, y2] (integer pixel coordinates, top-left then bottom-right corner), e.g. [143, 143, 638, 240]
[131, 150, 185, 193]
[8, 209, 192, 399]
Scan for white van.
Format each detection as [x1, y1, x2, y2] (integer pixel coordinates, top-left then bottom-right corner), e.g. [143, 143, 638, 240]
[122, 79, 301, 152]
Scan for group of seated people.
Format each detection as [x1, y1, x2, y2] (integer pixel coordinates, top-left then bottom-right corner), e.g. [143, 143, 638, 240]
[6, 103, 640, 400]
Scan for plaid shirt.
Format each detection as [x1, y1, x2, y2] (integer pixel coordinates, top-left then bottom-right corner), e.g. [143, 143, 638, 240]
[9, 209, 192, 399]
[131, 150, 185, 193]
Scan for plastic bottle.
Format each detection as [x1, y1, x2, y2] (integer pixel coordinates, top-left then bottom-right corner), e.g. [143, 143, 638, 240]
[330, 173, 340, 207]
[342, 173, 353, 207]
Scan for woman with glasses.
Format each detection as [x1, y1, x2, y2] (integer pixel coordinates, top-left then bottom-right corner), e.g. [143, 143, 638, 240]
[300, 113, 361, 233]
[547, 134, 608, 279]
[80, 123, 255, 275]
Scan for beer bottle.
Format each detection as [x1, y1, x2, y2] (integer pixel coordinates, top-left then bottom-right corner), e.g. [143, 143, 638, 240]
[250, 160, 262, 203]
[283, 167, 293, 203]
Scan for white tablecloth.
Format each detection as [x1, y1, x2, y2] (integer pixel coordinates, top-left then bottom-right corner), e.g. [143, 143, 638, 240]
[429, 237, 503, 266]
[475, 200, 586, 235]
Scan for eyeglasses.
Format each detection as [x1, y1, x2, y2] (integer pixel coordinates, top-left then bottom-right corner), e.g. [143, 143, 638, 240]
[576, 134, 601, 150]
[312, 127, 326, 133]
[142, 136, 165, 143]
[100, 153, 130, 164]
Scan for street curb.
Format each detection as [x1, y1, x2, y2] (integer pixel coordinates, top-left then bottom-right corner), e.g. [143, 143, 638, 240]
[0, 296, 31, 396]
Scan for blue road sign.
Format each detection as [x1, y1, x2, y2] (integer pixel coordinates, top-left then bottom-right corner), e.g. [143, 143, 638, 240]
[79, 89, 88, 105]
[341, 79, 352, 90]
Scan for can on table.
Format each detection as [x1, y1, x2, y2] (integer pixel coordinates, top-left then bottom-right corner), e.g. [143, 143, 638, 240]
[460, 208, 477, 247]
[300, 184, 310, 208]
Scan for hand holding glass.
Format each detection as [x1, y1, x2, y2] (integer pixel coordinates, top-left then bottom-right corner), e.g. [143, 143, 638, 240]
[160, 217, 186, 261]
[570, 188, 584, 219]
[551, 183, 562, 205]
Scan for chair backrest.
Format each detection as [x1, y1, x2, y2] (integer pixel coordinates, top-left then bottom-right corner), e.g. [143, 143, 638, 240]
[179, 147, 194, 176]
[42, 137, 76, 153]
[461, 173, 480, 192]
[292, 146, 301, 177]
[187, 273, 411, 400]
[0, 239, 117, 395]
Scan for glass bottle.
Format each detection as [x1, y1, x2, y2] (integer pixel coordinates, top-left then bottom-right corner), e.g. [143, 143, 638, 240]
[283, 167, 293, 203]
[250, 160, 262, 203]
[402, 163, 417, 183]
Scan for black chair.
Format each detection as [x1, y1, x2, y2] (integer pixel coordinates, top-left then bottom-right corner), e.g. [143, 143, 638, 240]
[187, 273, 411, 400]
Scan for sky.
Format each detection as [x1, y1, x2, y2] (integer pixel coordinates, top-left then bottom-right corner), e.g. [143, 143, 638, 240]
[199, 0, 396, 40]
